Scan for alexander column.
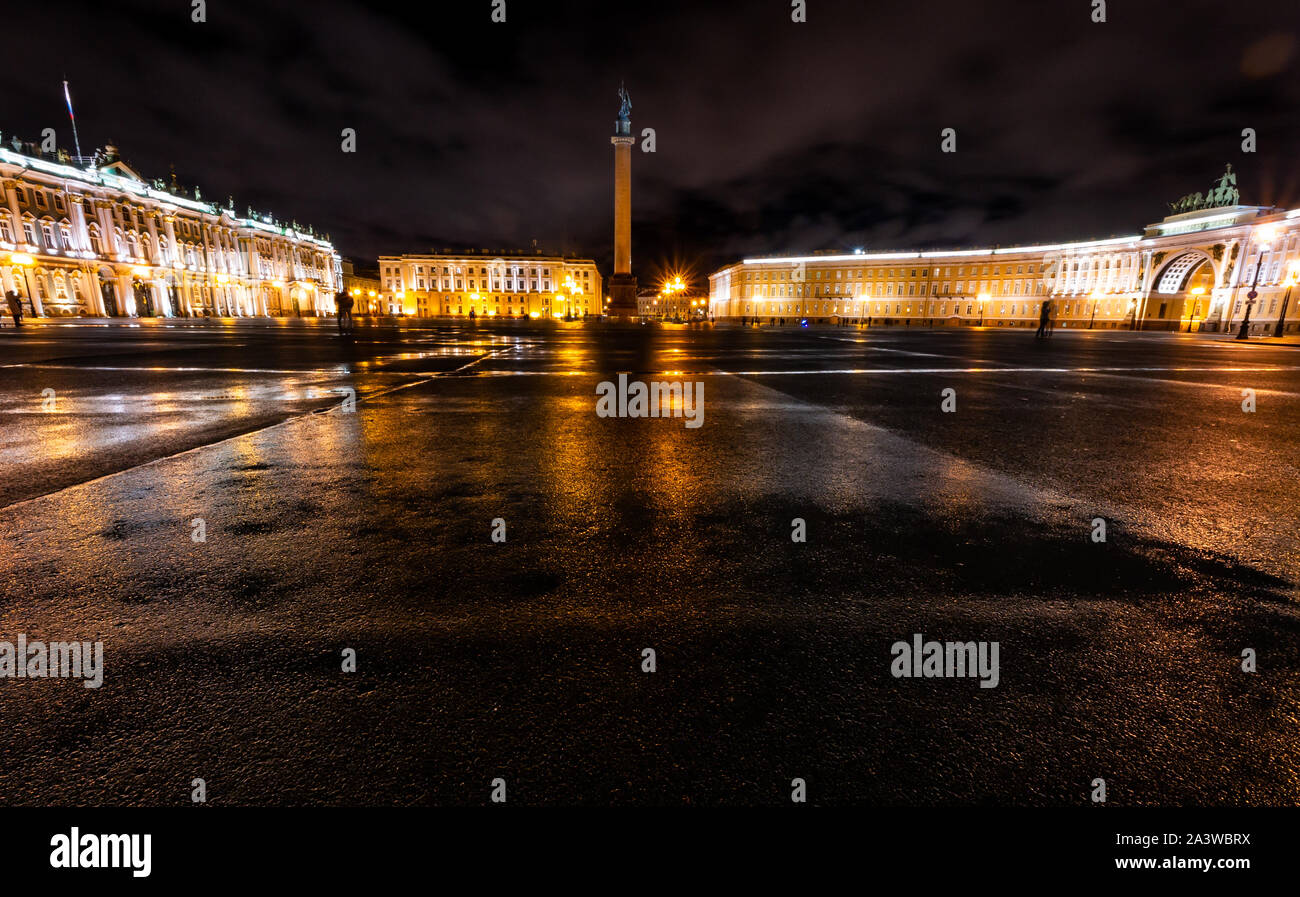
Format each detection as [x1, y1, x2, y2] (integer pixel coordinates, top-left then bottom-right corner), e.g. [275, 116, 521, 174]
[606, 83, 638, 319]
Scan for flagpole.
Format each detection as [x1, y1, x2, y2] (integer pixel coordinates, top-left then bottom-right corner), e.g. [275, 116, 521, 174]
[63, 79, 84, 163]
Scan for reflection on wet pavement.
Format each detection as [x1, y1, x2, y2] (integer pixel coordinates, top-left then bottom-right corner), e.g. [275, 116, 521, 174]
[0, 320, 1297, 805]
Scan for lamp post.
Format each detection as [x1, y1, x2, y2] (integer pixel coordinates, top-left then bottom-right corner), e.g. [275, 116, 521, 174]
[1237, 225, 1277, 341]
[977, 292, 989, 327]
[1089, 290, 1101, 329]
[1273, 265, 1297, 338]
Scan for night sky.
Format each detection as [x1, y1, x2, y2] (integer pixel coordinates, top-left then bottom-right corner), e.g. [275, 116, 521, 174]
[5, 0, 1298, 283]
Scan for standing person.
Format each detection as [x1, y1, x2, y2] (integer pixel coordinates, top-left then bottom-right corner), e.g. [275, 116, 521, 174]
[335, 290, 354, 335]
[5, 290, 23, 327]
[1036, 300, 1050, 339]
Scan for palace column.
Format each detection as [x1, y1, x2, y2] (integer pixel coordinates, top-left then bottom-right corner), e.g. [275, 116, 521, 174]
[606, 84, 638, 319]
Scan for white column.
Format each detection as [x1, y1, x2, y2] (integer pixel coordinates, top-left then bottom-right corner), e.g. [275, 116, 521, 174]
[5, 184, 25, 246]
[70, 197, 91, 251]
[26, 268, 44, 316]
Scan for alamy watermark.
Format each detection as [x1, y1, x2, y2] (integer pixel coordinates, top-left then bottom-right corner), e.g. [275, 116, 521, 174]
[50, 828, 150, 877]
[595, 373, 704, 428]
[0, 634, 104, 688]
[890, 633, 999, 688]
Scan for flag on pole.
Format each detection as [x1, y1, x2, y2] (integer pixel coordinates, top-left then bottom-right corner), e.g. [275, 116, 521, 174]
[63, 79, 84, 161]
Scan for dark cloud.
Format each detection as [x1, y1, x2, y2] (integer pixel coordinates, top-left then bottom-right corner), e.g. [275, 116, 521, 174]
[6, 0, 1297, 282]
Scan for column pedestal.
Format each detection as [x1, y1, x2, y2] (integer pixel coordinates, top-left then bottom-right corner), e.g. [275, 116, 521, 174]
[606, 272, 638, 319]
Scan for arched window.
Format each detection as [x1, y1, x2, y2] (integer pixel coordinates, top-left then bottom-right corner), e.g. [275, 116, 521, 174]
[88, 225, 103, 255]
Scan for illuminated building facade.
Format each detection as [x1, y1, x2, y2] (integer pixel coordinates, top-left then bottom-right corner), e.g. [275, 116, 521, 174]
[638, 284, 706, 320]
[341, 258, 382, 314]
[710, 192, 1300, 335]
[0, 139, 340, 318]
[377, 251, 603, 318]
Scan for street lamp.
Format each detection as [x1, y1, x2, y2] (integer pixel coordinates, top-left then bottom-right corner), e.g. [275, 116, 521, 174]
[977, 293, 989, 327]
[1237, 224, 1278, 341]
[1089, 290, 1101, 329]
[1275, 265, 1298, 338]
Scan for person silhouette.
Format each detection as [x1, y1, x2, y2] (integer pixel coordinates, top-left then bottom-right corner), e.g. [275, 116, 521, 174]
[5, 290, 23, 327]
[335, 290, 354, 335]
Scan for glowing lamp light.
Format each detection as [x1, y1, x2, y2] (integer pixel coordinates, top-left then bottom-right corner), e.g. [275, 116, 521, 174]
[1190, 286, 1207, 296]
[1256, 223, 1280, 248]
[10, 252, 35, 266]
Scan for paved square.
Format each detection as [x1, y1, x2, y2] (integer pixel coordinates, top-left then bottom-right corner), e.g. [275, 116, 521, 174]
[1, 320, 1297, 805]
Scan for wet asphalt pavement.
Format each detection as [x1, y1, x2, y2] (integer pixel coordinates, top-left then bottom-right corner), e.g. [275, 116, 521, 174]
[0, 318, 1297, 806]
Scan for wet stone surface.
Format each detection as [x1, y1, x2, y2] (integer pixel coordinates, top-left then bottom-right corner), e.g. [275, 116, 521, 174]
[0, 319, 1297, 805]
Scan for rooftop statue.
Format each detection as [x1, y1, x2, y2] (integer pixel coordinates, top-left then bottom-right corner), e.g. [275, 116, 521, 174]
[617, 82, 632, 122]
[1168, 164, 1240, 214]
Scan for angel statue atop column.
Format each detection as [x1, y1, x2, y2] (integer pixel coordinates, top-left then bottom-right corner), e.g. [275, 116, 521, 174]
[617, 82, 632, 122]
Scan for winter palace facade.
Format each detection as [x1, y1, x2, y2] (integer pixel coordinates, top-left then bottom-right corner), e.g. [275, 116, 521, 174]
[0, 139, 340, 319]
